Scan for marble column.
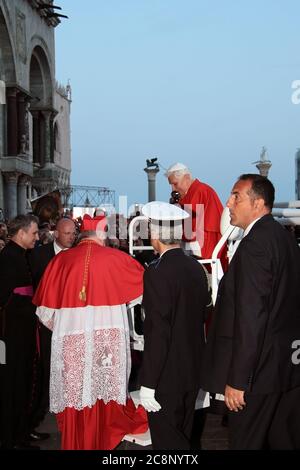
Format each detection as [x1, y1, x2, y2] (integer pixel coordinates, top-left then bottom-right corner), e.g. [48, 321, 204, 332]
[144, 167, 160, 202]
[18, 175, 29, 215]
[17, 94, 29, 155]
[6, 88, 19, 156]
[4, 172, 19, 219]
[41, 110, 52, 165]
[50, 111, 57, 164]
[31, 110, 41, 164]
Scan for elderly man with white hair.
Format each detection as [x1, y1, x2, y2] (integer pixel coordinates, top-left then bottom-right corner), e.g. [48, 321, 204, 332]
[166, 163, 225, 262]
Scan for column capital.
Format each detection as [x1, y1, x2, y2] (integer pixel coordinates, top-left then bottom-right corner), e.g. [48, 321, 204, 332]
[41, 109, 57, 122]
[6, 87, 19, 99]
[17, 93, 26, 103]
[18, 174, 30, 186]
[41, 109, 52, 121]
[30, 109, 40, 119]
[4, 172, 20, 184]
[144, 167, 160, 181]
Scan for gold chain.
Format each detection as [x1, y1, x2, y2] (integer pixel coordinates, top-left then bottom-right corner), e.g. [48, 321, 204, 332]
[79, 241, 93, 302]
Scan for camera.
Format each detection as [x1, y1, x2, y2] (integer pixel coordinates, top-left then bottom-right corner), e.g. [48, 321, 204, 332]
[169, 191, 180, 204]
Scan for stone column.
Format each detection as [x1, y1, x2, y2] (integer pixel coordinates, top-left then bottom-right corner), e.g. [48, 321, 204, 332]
[18, 175, 29, 215]
[31, 110, 40, 164]
[144, 167, 160, 202]
[41, 110, 52, 165]
[4, 172, 19, 219]
[6, 88, 19, 156]
[256, 161, 272, 177]
[50, 111, 57, 163]
[18, 94, 26, 155]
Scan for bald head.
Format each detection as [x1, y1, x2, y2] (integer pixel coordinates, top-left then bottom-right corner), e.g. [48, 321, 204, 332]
[54, 218, 76, 249]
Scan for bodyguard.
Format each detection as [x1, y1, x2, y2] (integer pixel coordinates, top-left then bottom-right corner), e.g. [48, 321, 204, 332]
[201, 174, 300, 449]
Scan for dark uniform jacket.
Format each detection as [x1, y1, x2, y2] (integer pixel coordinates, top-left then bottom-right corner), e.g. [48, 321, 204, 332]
[140, 248, 209, 394]
[201, 214, 300, 395]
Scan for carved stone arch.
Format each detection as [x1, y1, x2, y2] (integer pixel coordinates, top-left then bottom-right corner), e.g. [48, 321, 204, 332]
[0, 3, 17, 83]
[29, 41, 54, 166]
[29, 39, 53, 107]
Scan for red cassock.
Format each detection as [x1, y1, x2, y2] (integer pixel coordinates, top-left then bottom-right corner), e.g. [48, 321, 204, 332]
[180, 179, 226, 264]
[33, 240, 148, 450]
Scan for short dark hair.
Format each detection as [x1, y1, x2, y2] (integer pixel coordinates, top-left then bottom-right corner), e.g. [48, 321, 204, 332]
[8, 214, 39, 237]
[238, 174, 275, 210]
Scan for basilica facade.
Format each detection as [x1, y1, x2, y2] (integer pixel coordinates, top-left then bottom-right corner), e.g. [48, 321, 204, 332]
[0, 0, 71, 220]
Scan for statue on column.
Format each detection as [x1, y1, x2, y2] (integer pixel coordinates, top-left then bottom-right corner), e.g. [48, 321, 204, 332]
[146, 157, 159, 170]
[260, 146, 267, 161]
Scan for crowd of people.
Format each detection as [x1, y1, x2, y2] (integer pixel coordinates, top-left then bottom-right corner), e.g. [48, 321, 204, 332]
[0, 165, 300, 451]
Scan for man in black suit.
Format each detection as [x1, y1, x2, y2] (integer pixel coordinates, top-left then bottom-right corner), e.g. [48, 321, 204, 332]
[28, 217, 76, 439]
[30, 218, 76, 289]
[139, 201, 210, 450]
[201, 174, 300, 449]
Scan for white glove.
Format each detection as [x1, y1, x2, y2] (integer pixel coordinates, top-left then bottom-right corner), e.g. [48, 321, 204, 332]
[139, 386, 162, 413]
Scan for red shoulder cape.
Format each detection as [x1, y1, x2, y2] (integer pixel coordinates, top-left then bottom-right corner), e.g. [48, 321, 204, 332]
[33, 242, 144, 308]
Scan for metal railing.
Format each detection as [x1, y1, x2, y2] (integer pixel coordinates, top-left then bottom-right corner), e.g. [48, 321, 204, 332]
[59, 185, 115, 209]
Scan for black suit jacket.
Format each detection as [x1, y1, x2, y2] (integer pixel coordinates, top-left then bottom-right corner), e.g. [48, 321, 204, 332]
[140, 248, 209, 394]
[28, 242, 55, 290]
[201, 214, 300, 395]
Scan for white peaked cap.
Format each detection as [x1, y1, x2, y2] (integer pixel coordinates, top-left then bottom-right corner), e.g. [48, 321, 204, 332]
[142, 201, 189, 221]
[166, 162, 189, 173]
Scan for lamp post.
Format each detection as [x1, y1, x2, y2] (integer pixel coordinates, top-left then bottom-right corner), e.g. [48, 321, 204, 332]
[144, 158, 160, 202]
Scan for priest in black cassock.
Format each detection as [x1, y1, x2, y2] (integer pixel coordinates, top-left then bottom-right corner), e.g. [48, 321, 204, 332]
[0, 215, 39, 449]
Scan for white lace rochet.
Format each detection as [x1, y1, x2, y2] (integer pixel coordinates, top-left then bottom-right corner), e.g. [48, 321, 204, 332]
[36, 304, 132, 413]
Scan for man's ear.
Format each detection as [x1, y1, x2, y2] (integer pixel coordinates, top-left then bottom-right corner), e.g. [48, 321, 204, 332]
[53, 230, 58, 240]
[151, 238, 160, 253]
[254, 198, 265, 211]
[19, 228, 25, 240]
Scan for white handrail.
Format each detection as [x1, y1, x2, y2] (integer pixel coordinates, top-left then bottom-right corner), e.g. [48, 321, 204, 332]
[128, 215, 149, 256]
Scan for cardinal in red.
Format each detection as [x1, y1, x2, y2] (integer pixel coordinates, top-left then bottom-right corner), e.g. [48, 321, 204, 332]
[33, 215, 147, 450]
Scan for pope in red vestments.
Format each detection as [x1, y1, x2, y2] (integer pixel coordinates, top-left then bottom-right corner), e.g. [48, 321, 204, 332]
[33, 220, 147, 450]
[167, 163, 226, 263]
[180, 179, 224, 260]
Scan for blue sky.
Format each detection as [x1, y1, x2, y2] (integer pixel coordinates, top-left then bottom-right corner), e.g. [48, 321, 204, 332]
[55, 0, 300, 210]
